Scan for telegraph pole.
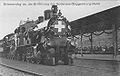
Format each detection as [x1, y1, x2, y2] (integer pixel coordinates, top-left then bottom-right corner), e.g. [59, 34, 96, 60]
[112, 24, 118, 58]
[90, 33, 93, 54]
[80, 33, 83, 57]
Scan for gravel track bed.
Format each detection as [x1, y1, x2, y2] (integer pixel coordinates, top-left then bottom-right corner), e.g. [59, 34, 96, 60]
[0, 65, 36, 76]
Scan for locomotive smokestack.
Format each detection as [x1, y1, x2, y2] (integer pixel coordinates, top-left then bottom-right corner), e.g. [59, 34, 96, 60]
[44, 5, 58, 20]
[44, 10, 52, 20]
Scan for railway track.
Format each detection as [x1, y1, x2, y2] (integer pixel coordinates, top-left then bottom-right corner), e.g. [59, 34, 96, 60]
[0, 57, 97, 76]
[0, 55, 115, 73]
[1, 51, 120, 76]
[1, 57, 119, 76]
[0, 55, 109, 72]
[0, 59, 43, 76]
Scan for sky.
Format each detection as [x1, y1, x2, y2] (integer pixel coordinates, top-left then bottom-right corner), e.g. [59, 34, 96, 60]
[0, 1, 119, 39]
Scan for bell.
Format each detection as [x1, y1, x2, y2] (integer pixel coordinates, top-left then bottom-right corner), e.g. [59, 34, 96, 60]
[51, 5, 58, 13]
[58, 10, 62, 17]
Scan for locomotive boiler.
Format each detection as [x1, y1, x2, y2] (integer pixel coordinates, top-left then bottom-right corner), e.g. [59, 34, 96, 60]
[2, 5, 75, 65]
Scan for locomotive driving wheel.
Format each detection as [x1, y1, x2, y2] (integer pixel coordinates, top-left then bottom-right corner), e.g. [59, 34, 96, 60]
[25, 46, 34, 63]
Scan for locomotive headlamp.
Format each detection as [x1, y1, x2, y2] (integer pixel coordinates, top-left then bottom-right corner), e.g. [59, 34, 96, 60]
[58, 10, 62, 17]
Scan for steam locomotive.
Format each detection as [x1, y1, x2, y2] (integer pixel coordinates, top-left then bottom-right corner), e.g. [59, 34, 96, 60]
[2, 5, 75, 65]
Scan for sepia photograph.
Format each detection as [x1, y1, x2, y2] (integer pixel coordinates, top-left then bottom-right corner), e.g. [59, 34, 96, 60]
[0, 0, 120, 76]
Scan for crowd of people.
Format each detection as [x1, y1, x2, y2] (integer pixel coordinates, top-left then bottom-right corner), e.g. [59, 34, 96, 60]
[75, 45, 120, 54]
[14, 26, 44, 47]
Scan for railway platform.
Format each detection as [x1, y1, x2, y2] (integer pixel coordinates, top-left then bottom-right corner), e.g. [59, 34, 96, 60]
[1, 57, 120, 76]
[73, 54, 120, 61]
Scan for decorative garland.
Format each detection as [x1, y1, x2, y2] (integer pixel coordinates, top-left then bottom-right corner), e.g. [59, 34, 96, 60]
[83, 33, 91, 37]
[104, 30, 113, 34]
[82, 30, 113, 37]
[93, 31, 104, 36]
